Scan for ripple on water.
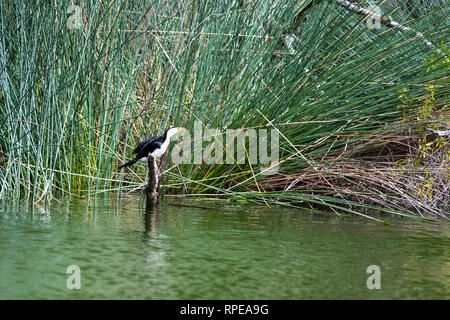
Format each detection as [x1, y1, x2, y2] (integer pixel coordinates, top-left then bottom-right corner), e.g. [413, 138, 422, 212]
[0, 199, 449, 299]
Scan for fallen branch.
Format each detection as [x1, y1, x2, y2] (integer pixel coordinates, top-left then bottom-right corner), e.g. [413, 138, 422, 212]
[336, 0, 440, 53]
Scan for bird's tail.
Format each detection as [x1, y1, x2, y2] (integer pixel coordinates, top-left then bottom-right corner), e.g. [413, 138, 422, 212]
[118, 158, 138, 170]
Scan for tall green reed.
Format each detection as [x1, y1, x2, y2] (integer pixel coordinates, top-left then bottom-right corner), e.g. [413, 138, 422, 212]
[0, 0, 448, 219]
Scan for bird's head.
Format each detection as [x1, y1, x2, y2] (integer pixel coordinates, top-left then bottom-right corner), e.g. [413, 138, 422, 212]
[166, 127, 186, 139]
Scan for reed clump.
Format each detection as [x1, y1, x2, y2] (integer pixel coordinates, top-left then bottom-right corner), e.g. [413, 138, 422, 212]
[0, 0, 448, 220]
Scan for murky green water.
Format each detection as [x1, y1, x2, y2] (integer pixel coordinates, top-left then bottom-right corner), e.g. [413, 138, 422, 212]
[0, 197, 449, 299]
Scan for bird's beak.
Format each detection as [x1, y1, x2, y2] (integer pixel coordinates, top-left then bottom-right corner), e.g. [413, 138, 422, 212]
[179, 128, 186, 132]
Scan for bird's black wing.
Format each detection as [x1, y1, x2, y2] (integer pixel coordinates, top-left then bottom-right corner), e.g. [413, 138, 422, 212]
[135, 139, 163, 159]
[133, 136, 159, 155]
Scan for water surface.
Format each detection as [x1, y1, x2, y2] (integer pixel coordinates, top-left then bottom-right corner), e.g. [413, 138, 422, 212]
[0, 197, 448, 299]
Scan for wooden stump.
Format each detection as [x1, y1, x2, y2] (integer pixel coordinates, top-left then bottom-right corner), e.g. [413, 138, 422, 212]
[145, 151, 168, 208]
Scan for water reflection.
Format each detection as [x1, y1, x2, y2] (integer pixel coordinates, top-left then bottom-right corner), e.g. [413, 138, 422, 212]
[141, 202, 168, 273]
[143, 202, 162, 233]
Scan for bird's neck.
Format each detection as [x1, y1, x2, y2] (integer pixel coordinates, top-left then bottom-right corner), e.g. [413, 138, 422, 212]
[161, 129, 169, 141]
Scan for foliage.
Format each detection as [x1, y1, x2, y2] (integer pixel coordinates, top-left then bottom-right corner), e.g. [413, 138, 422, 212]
[0, 0, 448, 220]
[396, 43, 449, 209]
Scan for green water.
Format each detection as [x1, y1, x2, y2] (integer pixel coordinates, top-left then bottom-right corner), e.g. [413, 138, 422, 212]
[0, 197, 449, 299]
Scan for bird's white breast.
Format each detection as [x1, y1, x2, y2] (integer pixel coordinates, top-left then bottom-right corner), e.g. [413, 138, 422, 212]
[151, 139, 170, 158]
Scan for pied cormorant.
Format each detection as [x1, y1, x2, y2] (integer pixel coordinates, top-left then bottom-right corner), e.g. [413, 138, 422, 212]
[118, 127, 185, 169]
